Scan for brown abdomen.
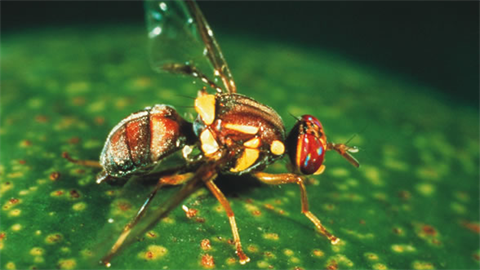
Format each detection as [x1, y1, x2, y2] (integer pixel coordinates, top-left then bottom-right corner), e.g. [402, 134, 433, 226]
[100, 105, 193, 178]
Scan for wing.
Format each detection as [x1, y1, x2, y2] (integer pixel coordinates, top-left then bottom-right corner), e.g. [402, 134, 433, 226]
[99, 172, 203, 267]
[145, 0, 237, 93]
[98, 155, 228, 266]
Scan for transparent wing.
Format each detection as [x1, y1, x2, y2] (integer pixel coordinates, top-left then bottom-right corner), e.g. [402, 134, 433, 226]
[145, 0, 206, 73]
[98, 168, 203, 267]
[145, 0, 236, 93]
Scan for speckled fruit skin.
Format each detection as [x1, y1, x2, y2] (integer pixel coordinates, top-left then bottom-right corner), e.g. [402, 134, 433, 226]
[1, 24, 479, 270]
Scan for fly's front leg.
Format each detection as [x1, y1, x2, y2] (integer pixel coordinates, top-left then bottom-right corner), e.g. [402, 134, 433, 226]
[204, 180, 250, 264]
[102, 172, 194, 266]
[252, 172, 340, 245]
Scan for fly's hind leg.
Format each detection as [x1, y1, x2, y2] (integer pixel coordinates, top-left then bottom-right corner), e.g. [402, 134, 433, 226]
[62, 152, 113, 184]
[62, 151, 102, 168]
[204, 180, 250, 264]
[252, 172, 339, 245]
[123, 172, 195, 234]
[101, 171, 194, 267]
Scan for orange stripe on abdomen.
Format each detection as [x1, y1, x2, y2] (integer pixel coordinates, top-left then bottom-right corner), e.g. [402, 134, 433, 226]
[125, 115, 150, 166]
[149, 107, 181, 162]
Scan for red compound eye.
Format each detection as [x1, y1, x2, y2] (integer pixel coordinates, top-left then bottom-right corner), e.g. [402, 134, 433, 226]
[287, 115, 327, 175]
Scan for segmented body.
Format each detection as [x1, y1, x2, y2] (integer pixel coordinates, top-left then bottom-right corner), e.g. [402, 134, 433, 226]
[100, 92, 287, 180]
[100, 105, 194, 178]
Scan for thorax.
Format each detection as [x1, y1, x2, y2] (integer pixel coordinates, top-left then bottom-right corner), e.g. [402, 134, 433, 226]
[194, 93, 286, 174]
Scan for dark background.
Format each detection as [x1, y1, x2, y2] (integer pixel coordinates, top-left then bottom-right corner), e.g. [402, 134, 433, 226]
[2, 1, 478, 106]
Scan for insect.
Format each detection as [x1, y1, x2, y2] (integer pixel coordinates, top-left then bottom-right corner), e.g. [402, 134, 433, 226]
[64, 0, 360, 266]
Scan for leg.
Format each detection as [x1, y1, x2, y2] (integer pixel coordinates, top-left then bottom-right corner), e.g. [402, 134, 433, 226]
[252, 172, 340, 244]
[62, 151, 102, 168]
[63, 152, 113, 184]
[204, 180, 250, 264]
[101, 172, 194, 266]
[124, 172, 195, 231]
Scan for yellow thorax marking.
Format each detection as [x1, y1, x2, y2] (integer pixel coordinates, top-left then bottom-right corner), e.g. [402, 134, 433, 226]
[270, 140, 285, 156]
[195, 94, 216, 125]
[230, 148, 260, 173]
[243, 137, 260, 148]
[200, 129, 219, 156]
[224, 123, 259, 135]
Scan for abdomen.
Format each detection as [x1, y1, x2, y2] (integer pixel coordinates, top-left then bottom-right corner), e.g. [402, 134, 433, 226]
[100, 105, 193, 178]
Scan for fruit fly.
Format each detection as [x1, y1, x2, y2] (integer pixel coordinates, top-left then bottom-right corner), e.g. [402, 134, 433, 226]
[64, 0, 360, 266]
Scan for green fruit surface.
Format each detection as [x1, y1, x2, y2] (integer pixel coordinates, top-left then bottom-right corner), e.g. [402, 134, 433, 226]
[1, 25, 479, 269]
